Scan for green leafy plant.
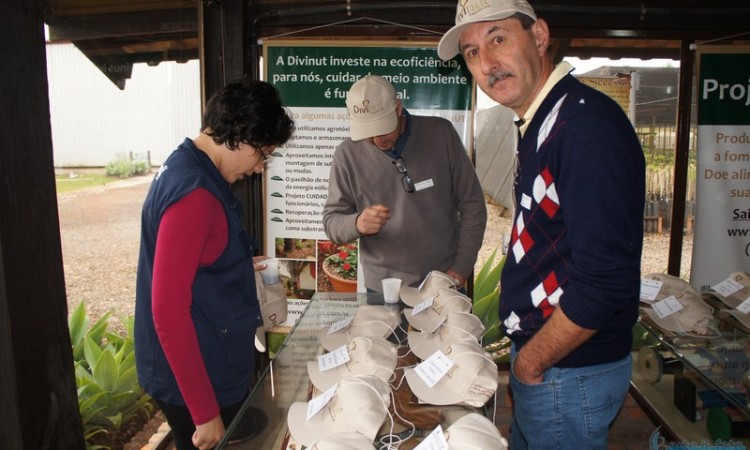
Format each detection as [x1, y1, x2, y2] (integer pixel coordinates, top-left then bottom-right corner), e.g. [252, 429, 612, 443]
[69, 302, 153, 449]
[473, 245, 511, 362]
[69, 302, 111, 366]
[323, 243, 358, 280]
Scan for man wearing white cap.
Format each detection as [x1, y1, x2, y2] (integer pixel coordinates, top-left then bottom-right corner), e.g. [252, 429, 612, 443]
[438, 0, 645, 448]
[322, 75, 487, 292]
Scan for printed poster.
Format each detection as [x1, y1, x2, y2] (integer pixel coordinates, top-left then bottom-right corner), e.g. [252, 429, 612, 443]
[261, 41, 473, 325]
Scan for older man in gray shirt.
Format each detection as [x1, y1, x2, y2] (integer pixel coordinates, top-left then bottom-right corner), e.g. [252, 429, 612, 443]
[323, 75, 487, 292]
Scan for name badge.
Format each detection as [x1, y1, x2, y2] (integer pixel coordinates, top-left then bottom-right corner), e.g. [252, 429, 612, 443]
[415, 179, 434, 192]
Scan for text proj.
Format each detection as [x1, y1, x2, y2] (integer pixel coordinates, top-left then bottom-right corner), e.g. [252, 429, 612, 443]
[703, 78, 750, 106]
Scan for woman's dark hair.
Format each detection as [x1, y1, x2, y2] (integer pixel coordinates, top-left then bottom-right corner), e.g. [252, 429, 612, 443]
[202, 79, 295, 150]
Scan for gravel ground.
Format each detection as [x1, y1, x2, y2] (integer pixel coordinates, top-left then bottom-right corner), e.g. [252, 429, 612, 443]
[57, 174, 152, 330]
[57, 177, 693, 328]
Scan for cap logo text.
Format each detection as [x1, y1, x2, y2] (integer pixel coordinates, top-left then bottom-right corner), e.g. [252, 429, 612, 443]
[353, 98, 386, 116]
[456, 0, 491, 23]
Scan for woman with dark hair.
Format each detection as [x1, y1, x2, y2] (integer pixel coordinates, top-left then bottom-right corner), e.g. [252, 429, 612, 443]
[134, 79, 294, 450]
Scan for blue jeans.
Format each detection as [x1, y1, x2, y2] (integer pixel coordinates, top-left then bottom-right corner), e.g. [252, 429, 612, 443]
[509, 345, 631, 449]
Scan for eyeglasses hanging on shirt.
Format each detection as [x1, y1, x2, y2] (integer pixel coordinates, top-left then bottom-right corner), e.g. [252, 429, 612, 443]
[392, 157, 415, 193]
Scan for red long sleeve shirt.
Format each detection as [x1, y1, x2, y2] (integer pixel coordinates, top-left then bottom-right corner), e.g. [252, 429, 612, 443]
[151, 187, 228, 424]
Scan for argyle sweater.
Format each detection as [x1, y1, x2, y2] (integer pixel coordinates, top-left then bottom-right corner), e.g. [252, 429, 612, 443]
[499, 74, 645, 367]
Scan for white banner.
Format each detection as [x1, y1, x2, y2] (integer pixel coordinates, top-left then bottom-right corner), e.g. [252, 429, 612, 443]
[690, 47, 750, 291]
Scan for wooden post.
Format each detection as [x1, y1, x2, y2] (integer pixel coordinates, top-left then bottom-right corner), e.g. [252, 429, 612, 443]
[0, 1, 85, 448]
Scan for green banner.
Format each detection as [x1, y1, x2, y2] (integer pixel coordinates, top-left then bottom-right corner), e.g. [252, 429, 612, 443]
[698, 52, 750, 125]
[265, 43, 471, 110]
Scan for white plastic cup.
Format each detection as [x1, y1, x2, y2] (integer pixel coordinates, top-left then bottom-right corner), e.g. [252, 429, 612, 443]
[260, 258, 280, 284]
[381, 278, 403, 304]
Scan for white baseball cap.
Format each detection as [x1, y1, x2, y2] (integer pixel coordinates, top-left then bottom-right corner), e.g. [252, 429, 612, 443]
[307, 336, 398, 391]
[287, 375, 391, 447]
[444, 412, 509, 449]
[345, 75, 399, 141]
[254, 272, 288, 352]
[404, 340, 498, 408]
[702, 271, 750, 309]
[702, 272, 750, 332]
[407, 312, 485, 360]
[437, 0, 537, 60]
[400, 270, 458, 307]
[308, 432, 376, 450]
[318, 305, 400, 351]
[403, 288, 473, 332]
[642, 272, 700, 301]
[640, 273, 715, 336]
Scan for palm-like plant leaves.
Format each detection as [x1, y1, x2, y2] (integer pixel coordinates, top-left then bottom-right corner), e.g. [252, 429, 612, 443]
[68, 302, 153, 447]
[69, 302, 89, 352]
[472, 245, 505, 344]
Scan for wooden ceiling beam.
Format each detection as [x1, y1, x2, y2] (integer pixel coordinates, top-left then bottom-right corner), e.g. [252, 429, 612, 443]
[46, 8, 196, 42]
[45, 0, 195, 16]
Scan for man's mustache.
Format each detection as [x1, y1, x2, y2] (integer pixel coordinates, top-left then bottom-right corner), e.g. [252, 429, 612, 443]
[488, 71, 511, 87]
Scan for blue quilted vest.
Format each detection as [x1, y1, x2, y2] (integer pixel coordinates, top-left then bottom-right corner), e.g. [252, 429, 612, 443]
[135, 138, 261, 407]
